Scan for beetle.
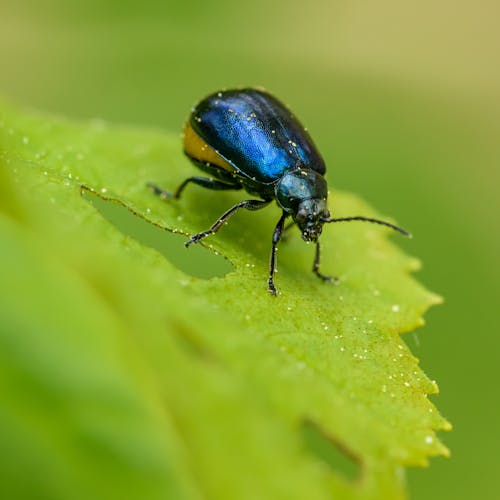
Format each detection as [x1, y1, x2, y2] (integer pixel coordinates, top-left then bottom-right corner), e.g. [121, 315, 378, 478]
[148, 88, 410, 295]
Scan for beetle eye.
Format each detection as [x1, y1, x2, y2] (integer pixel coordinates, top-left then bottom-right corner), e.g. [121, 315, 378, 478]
[297, 207, 307, 219]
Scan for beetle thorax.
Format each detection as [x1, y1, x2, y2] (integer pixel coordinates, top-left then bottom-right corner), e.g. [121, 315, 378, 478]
[275, 168, 330, 242]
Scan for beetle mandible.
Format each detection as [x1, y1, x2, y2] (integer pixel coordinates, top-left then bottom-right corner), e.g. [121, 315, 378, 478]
[148, 88, 409, 295]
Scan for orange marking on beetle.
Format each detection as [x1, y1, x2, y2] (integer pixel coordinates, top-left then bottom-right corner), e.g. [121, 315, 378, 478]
[183, 122, 235, 173]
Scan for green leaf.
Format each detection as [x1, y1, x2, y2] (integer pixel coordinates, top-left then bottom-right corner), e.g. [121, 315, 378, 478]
[0, 100, 450, 500]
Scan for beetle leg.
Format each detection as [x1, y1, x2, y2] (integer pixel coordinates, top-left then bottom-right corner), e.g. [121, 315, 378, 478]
[147, 177, 241, 200]
[312, 241, 338, 283]
[279, 220, 296, 243]
[268, 212, 288, 296]
[185, 199, 270, 247]
[147, 182, 175, 199]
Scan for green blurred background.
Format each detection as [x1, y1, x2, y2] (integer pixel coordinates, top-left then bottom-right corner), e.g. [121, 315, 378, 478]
[1, 1, 498, 498]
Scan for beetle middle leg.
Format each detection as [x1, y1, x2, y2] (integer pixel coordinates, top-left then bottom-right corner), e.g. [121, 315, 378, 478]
[185, 199, 270, 247]
[312, 241, 337, 283]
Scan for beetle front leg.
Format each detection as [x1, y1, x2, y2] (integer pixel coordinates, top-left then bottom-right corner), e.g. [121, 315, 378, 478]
[312, 241, 337, 283]
[279, 220, 296, 243]
[268, 212, 288, 295]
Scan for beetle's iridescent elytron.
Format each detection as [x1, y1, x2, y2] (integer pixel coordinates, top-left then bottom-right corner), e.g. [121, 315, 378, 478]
[148, 88, 409, 294]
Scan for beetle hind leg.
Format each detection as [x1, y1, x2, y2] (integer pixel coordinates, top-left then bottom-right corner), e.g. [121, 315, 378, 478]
[147, 176, 241, 200]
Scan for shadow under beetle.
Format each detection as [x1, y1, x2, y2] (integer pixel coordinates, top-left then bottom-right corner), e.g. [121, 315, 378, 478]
[148, 88, 410, 295]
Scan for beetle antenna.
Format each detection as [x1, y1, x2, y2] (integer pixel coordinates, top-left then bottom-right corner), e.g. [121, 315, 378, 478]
[322, 216, 411, 237]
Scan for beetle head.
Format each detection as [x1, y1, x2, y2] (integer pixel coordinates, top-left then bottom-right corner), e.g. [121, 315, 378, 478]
[275, 168, 330, 242]
[294, 198, 330, 242]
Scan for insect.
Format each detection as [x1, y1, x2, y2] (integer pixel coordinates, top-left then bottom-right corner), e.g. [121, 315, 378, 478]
[148, 88, 410, 295]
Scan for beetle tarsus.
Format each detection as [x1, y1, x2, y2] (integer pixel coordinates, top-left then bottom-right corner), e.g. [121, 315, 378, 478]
[185, 231, 212, 247]
[267, 278, 277, 296]
[313, 269, 338, 283]
[147, 182, 174, 200]
[312, 241, 338, 284]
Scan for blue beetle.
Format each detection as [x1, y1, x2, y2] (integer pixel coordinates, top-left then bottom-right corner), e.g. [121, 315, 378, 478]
[148, 88, 409, 294]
